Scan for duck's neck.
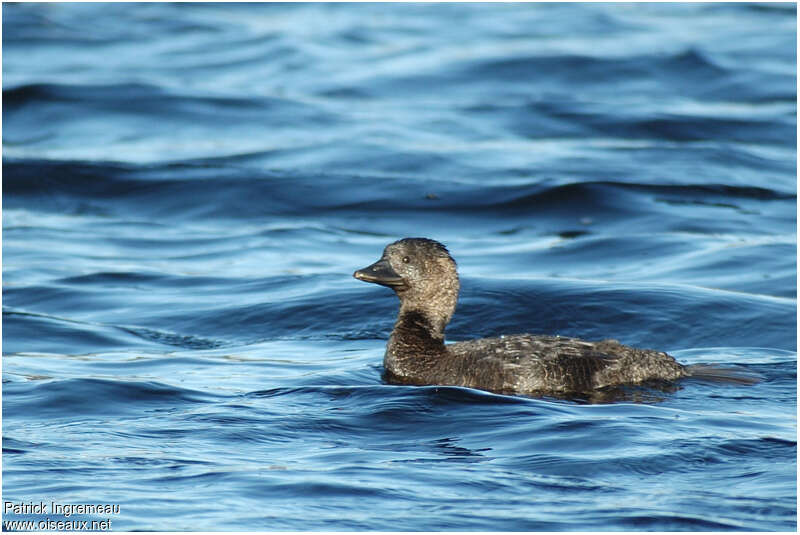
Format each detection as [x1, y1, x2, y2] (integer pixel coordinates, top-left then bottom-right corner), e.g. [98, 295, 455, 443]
[385, 308, 447, 383]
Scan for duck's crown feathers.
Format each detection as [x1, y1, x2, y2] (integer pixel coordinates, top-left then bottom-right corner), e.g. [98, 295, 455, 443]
[391, 237, 454, 261]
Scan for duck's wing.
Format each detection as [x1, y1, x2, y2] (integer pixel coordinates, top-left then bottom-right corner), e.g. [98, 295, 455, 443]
[448, 335, 684, 393]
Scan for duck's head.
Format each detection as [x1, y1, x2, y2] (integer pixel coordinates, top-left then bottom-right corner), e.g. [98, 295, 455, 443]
[354, 238, 460, 332]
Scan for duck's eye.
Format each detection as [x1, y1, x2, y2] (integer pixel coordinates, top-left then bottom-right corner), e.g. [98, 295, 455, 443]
[402, 256, 410, 264]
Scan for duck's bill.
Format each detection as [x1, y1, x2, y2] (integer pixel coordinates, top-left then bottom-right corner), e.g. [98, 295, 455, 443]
[353, 258, 406, 289]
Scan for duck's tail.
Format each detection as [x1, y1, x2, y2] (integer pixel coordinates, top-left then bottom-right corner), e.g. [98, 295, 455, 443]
[685, 364, 762, 385]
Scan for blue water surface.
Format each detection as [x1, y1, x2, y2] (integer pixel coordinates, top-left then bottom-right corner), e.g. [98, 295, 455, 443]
[2, 2, 797, 531]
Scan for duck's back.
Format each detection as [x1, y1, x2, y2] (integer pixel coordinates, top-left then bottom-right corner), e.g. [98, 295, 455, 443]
[441, 335, 687, 395]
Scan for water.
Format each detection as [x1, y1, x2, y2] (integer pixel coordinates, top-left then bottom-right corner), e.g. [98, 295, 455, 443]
[2, 2, 796, 531]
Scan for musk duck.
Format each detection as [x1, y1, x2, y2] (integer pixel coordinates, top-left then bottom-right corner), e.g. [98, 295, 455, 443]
[354, 238, 751, 397]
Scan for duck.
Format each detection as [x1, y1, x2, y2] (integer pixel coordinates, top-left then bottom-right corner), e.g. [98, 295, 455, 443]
[354, 237, 709, 397]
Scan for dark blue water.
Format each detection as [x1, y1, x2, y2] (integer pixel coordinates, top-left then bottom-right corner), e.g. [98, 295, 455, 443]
[3, 2, 796, 531]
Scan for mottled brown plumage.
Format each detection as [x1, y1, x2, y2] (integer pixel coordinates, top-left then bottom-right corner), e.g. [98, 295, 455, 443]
[354, 237, 688, 396]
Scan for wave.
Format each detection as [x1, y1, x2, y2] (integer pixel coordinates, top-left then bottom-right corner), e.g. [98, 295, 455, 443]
[3, 377, 217, 421]
[367, 46, 795, 105]
[462, 48, 726, 85]
[3, 81, 328, 118]
[4, 158, 794, 221]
